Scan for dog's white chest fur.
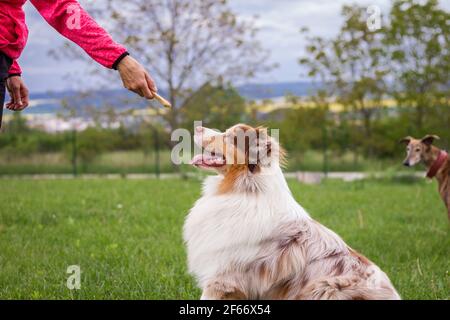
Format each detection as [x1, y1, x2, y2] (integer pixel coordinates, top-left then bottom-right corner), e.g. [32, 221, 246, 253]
[183, 172, 309, 287]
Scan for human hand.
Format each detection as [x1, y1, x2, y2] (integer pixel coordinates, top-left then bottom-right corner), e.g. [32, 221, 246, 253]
[6, 76, 29, 111]
[117, 55, 157, 99]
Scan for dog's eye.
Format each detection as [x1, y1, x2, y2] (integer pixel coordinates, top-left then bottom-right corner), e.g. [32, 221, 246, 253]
[416, 148, 420, 152]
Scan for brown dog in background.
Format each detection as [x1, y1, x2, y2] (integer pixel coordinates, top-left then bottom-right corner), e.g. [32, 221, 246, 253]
[400, 135, 449, 220]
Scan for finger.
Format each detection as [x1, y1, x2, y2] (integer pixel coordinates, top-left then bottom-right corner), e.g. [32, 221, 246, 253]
[145, 72, 157, 93]
[16, 103, 27, 111]
[12, 102, 22, 111]
[12, 86, 22, 109]
[141, 80, 154, 99]
[19, 87, 29, 109]
[132, 88, 144, 98]
[9, 102, 18, 111]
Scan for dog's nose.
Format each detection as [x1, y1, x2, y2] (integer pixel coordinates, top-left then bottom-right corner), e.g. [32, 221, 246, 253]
[403, 161, 410, 167]
[195, 126, 204, 133]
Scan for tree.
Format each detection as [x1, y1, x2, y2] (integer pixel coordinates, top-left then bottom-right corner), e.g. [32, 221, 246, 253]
[58, 0, 272, 132]
[385, 0, 450, 131]
[299, 5, 389, 156]
[180, 82, 247, 131]
[278, 104, 328, 153]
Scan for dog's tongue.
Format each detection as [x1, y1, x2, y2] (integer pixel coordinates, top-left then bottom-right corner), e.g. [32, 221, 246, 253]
[191, 154, 225, 167]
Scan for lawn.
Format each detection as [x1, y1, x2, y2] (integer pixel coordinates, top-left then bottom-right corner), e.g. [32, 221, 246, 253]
[0, 178, 448, 299]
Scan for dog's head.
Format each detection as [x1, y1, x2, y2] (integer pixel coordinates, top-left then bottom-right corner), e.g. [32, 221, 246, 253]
[191, 124, 285, 192]
[399, 135, 440, 167]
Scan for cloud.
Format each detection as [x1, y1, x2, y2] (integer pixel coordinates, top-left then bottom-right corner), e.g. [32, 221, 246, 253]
[229, 0, 394, 82]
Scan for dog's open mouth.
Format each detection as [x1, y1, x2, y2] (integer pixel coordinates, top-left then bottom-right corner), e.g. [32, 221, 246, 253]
[190, 151, 226, 169]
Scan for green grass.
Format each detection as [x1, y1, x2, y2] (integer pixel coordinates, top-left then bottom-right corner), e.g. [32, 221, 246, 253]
[0, 178, 448, 299]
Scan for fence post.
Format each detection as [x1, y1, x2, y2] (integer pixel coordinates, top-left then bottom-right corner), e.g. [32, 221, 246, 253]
[322, 124, 328, 178]
[71, 129, 77, 177]
[154, 127, 160, 179]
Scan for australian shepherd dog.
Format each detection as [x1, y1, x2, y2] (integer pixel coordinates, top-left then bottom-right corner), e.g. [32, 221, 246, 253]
[184, 124, 400, 300]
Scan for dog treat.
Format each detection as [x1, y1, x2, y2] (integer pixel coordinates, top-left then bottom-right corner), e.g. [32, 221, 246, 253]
[153, 93, 171, 108]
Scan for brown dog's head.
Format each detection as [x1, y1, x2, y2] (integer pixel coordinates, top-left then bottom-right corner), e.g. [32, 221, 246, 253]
[191, 124, 285, 193]
[399, 135, 440, 167]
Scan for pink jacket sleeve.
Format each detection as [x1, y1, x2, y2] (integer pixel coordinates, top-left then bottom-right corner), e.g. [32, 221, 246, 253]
[30, 0, 128, 69]
[8, 60, 22, 75]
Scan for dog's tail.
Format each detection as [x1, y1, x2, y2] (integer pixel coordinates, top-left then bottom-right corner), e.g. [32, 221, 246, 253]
[297, 276, 400, 300]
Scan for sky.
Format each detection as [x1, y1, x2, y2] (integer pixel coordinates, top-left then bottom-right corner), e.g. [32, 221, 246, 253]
[16, 0, 447, 93]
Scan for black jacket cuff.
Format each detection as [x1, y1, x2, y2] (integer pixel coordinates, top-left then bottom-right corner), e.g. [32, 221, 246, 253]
[112, 52, 130, 70]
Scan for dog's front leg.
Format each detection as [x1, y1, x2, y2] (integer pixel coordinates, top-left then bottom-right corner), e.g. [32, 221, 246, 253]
[446, 191, 450, 220]
[201, 277, 247, 300]
[444, 188, 450, 220]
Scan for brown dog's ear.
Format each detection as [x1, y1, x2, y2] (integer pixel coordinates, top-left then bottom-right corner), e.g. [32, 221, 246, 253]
[421, 135, 440, 146]
[399, 136, 413, 145]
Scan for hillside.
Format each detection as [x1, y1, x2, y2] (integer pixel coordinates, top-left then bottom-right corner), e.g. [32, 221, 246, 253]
[4, 81, 318, 115]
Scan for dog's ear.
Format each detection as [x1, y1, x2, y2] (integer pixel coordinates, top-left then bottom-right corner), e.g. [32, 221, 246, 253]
[421, 135, 440, 146]
[399, 136, 413, 145]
